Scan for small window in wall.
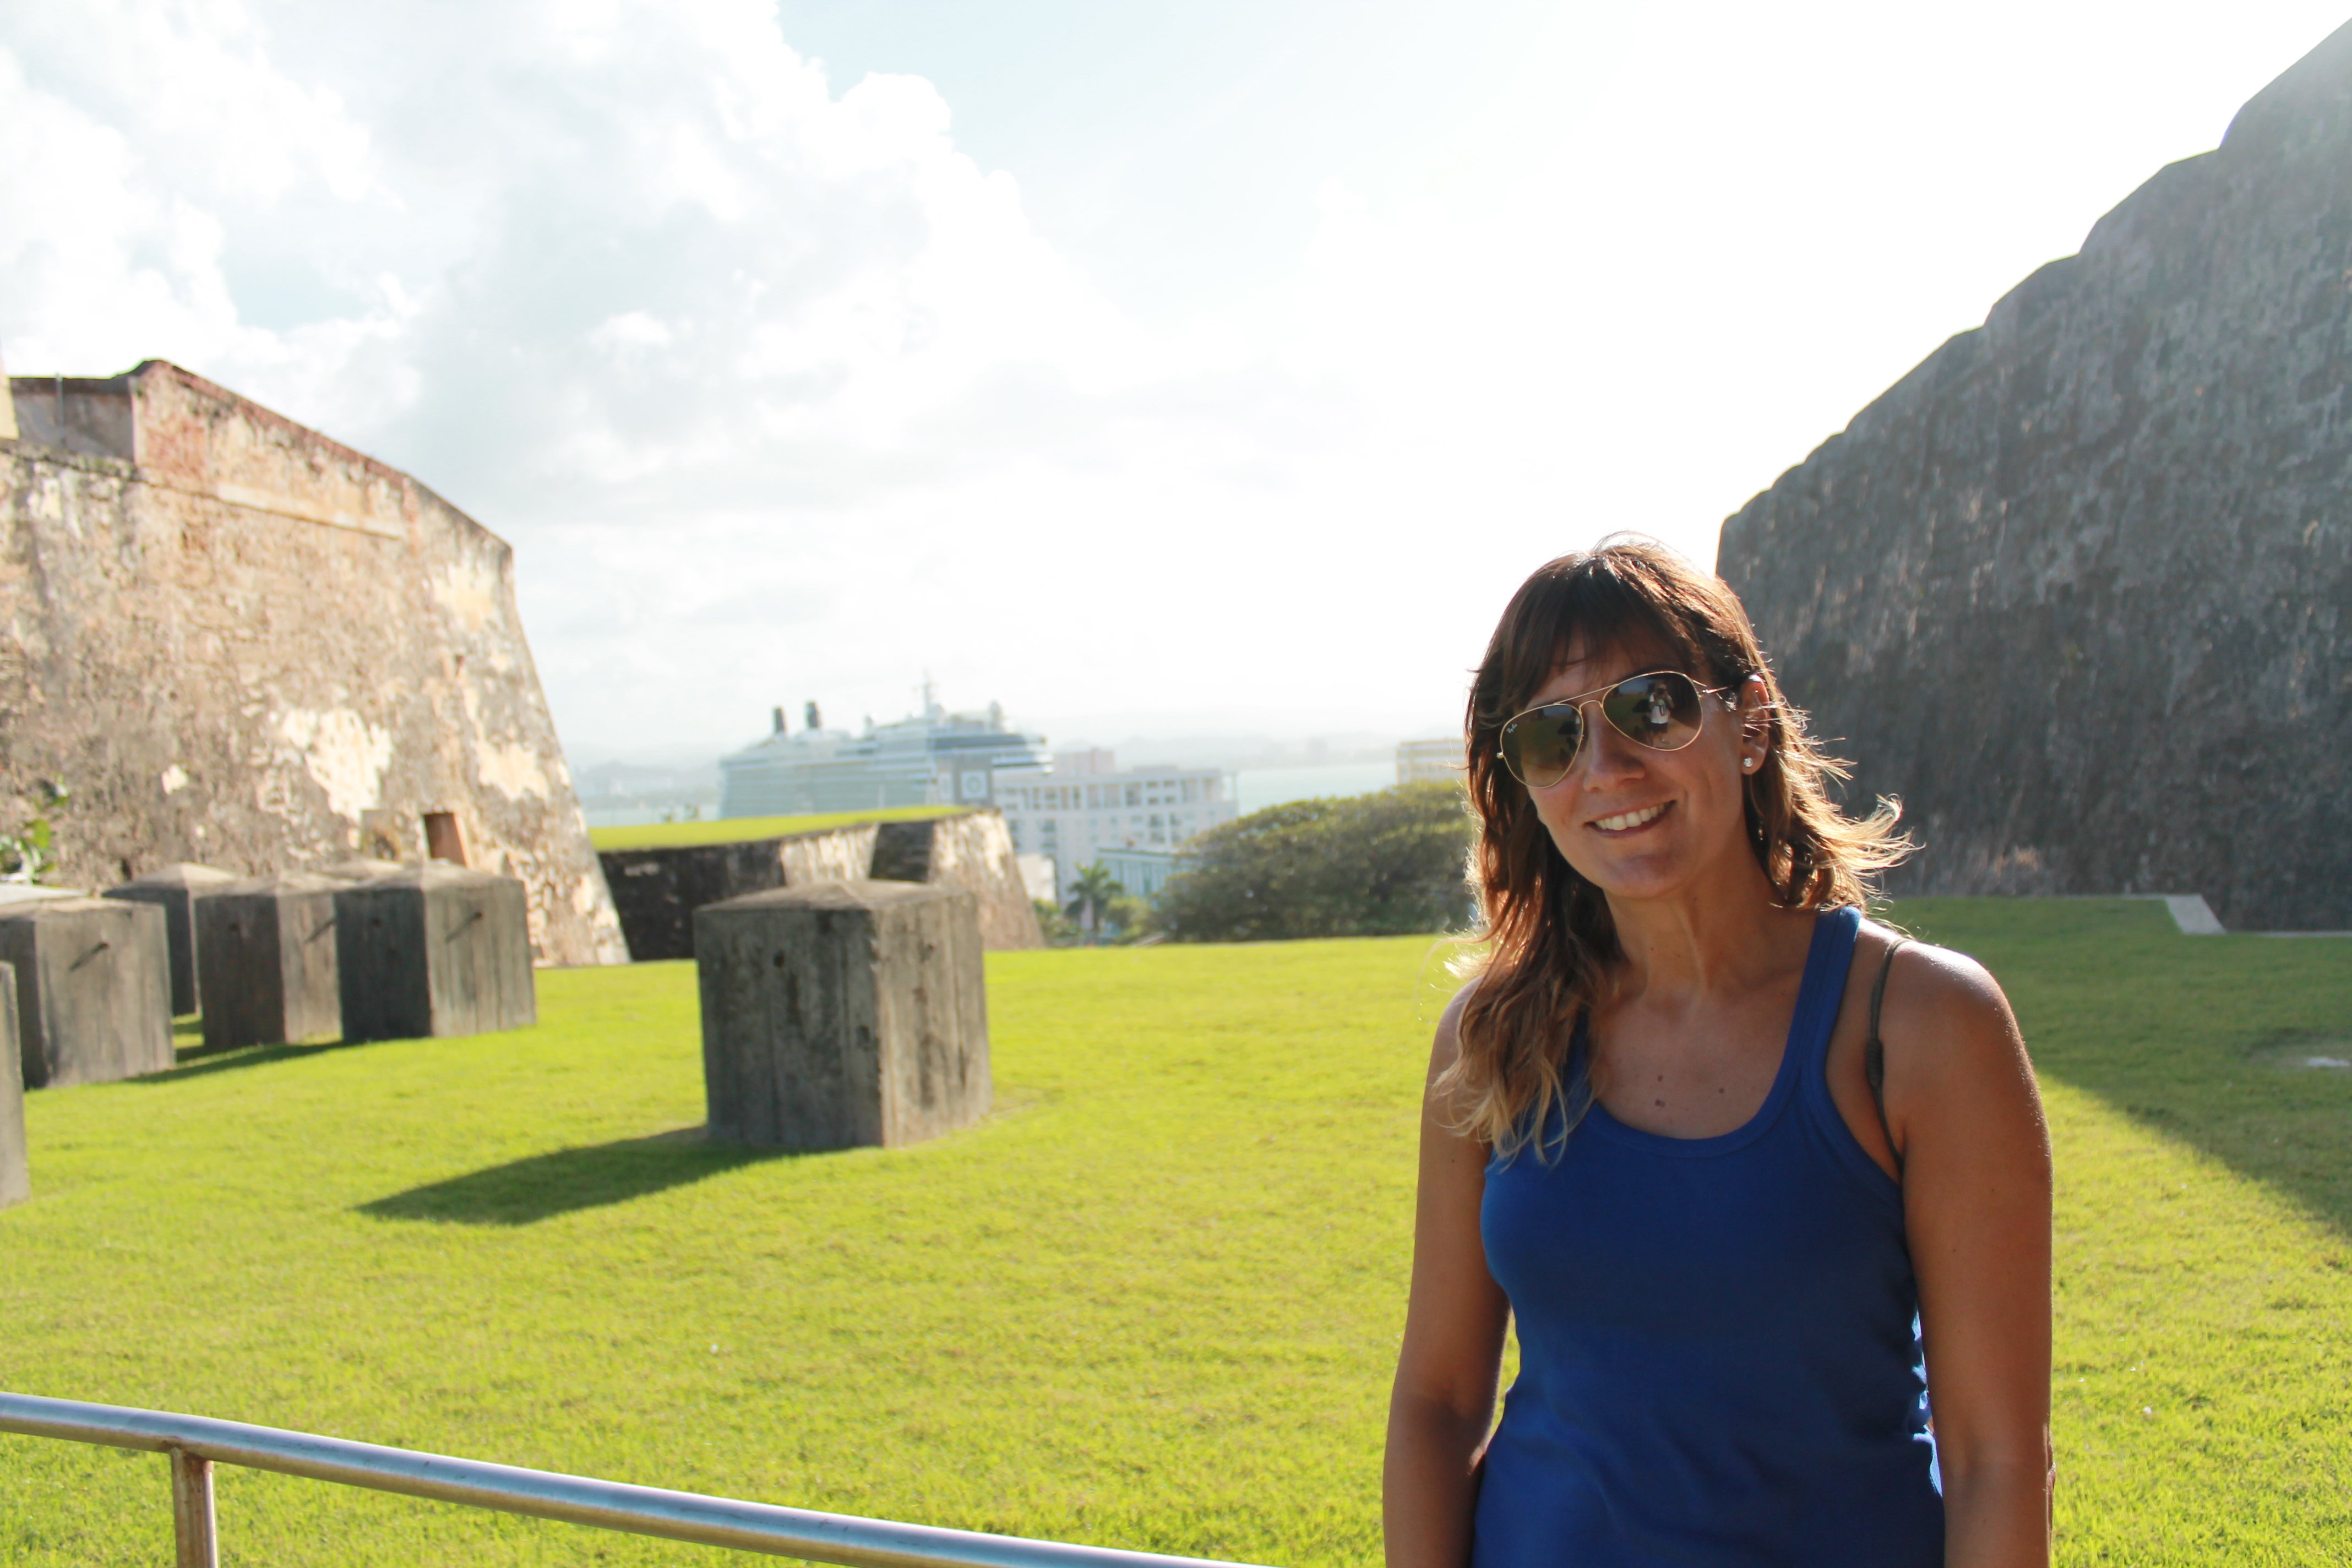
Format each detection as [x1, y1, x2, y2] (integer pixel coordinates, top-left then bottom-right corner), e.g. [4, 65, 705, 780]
[423, 812, 469, 866]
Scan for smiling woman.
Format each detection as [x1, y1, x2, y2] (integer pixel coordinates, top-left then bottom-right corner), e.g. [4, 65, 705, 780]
[1384, 540, 2055, 1568]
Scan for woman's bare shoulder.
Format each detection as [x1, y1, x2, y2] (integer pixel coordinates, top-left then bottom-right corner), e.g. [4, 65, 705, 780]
[1867, 926, 2007, 1008]
[1861, 923, 2032, 1091]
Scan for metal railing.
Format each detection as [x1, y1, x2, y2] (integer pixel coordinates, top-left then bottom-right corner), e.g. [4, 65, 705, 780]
[0, 1392, 1267, 1568]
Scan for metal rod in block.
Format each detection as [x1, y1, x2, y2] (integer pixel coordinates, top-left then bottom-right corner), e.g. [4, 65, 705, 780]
[171, 1448, 217, 1568]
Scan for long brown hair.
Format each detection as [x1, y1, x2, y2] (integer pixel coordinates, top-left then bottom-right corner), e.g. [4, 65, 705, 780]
[1442, 539, 1911, 1159]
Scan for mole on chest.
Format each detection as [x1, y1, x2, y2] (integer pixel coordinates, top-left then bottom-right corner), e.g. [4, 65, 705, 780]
[1589, 1028, 1791, 1139]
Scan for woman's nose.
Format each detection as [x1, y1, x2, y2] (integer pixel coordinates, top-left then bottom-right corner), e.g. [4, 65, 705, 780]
[1579, 707, 1647, 786]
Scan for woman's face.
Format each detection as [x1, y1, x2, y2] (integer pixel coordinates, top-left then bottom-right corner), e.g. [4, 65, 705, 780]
[1520, 634, 1766, 906]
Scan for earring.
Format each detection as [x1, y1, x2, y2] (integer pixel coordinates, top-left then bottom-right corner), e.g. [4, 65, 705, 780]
[1742, 757, 1757, 771]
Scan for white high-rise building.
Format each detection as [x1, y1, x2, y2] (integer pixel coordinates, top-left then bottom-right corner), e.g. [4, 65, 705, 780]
[994, 750, 1239, 902]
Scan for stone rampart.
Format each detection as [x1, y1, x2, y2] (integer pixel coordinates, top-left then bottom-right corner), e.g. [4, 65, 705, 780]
[872, 812, 1042, 950]
[0, 361, 625, 964]
[601, 823, 880, 962]
[600, 809, 1040, 960]
[1716, 22, 2352, 930]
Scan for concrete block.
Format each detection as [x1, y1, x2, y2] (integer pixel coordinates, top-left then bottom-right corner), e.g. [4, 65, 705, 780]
[0, 967, 26, 1210]
[104, 863, 239, 1015]
[316, 857, 409, 882]
[695, 879, 989, 1151]
[196, 873, 344, 1050]
[335, 865, 536, 1042]
[0, 885, 86, 908]
[0, 899, 174, 1088]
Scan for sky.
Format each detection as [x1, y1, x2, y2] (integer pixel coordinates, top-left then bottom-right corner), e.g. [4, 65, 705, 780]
[4, 1, 2348, 765]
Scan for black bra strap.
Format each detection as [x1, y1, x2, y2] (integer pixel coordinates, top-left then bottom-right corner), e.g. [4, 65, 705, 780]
[1864, 937, 1910, 1179]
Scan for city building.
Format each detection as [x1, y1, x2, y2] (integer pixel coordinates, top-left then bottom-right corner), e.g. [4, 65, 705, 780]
[1094, 846, 1178, 901]
[1396, 737, 1465, 786]
[993, 750, 1238, 901]
[718, 689, 1048, 817]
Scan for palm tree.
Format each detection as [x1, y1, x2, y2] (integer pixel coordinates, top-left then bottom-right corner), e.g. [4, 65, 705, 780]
[1063, 862, 1126, 940]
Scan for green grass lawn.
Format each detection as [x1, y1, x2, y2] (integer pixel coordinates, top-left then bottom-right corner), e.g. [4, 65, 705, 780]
[589, 806, 962, 854]
[0, 900, 2345, 1565]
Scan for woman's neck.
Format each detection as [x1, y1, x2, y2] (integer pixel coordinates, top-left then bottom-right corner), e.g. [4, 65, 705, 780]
[1600, 850, 1813, 1008]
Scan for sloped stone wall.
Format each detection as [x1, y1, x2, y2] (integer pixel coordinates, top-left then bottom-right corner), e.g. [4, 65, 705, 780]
[600, 824, 878, 961]
[1716, 22, 2352, 930]
[0, 361, 625, 964]
[780, 823, 883, 887]
[603, 809, 1040, 960]
[872, 811, 1041, 951]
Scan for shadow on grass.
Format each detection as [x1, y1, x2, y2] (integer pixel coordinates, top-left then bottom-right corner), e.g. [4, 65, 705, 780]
[1892, 898, 2352, 1242]
[148, 1037, 370, 1083]
[359, 1127, 796, 1226]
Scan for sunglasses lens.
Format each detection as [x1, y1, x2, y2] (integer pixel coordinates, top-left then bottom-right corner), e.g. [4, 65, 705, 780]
[1501, 705, 1584, 788]
[1602, 673, 1705, 750]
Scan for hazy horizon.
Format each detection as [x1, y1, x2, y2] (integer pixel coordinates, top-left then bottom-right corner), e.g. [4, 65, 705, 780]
[571, 714, 1420, 777]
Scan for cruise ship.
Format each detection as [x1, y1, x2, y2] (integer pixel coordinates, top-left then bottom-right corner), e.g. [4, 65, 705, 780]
[717, 690, 1049, 817]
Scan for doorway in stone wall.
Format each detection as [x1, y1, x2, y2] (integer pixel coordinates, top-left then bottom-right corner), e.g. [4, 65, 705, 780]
[423, 812, 469, 866]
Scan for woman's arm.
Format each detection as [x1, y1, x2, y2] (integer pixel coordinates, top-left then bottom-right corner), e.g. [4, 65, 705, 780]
[1880, 945, 2054, 1568]
[1384, 988, 1512, 1568]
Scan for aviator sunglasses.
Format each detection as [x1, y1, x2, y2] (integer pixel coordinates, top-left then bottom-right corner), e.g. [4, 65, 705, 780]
[1497, 670, 1740, 790]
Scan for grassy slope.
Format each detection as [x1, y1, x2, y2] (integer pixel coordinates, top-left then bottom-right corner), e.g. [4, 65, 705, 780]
[589, 805, 961, 854]
[0, 900, 2344, 1565]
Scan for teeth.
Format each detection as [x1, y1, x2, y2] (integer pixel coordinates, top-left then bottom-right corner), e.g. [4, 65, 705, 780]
[1594, 803, 1667, 832]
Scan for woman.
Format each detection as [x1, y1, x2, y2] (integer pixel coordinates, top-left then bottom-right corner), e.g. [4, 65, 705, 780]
[1385, 542, 2051, 1567]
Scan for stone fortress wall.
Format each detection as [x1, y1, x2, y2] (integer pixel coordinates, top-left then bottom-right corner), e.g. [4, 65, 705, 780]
[1716, 21, 2352, 930]
[601, 810, 1041, 962]
[0, 358, 627, 965]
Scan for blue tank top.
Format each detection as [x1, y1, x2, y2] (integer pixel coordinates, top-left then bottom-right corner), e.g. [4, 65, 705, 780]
[1472, 905, 1942, 1566]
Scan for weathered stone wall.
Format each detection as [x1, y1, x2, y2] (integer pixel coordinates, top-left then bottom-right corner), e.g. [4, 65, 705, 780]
[0, 361, 626, 963]
[780, 823, 884, 888]
[600, 823, 879, 961]
[1716, 23, 2352, 930]
[872, 812, 1042, 950]
[601, 809, 1040, 960]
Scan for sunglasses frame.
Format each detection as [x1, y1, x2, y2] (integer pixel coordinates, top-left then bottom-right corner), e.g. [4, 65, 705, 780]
[1496, 669, 1743, 790]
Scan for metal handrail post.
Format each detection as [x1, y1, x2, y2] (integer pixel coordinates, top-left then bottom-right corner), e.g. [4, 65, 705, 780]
[170, 1449, 217, 1568]
[0, 1392, 1270, 1568]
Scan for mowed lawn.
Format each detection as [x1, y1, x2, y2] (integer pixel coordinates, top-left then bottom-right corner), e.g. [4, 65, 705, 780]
[0, 901, 2343, 1565]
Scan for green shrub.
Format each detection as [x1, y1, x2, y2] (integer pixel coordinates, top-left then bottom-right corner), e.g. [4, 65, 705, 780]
[1154, 780, 1474, 941]
[0, 780, 68, 884]
[1032, 899, 1080, 945]
[1106, 892, 1155, 943]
